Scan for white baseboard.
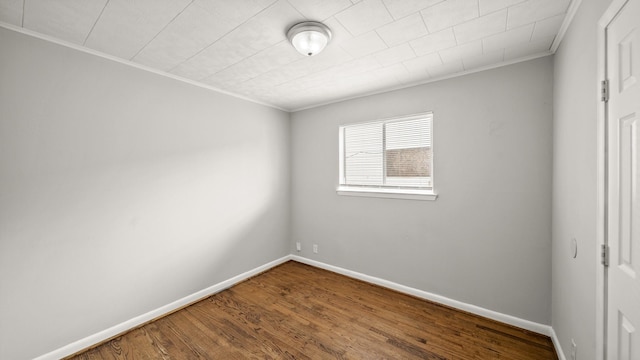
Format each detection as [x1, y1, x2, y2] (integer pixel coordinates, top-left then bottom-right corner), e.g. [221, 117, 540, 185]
[36, 254, 561, 359]
[34, 255, 293, 360]
[291, 255, 553, 337]
[550, 327, 567, 360]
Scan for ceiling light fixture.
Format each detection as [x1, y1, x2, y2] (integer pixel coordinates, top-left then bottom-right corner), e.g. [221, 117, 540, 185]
[287, 21, 332, 57]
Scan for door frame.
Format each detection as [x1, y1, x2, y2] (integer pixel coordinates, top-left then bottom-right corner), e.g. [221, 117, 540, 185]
[596, 1, 631, 359]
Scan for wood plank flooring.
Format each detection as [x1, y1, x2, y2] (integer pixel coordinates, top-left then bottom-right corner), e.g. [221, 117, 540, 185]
[68, 261, 557, 359]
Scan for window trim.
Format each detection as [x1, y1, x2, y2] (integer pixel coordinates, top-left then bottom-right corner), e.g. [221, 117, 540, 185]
[337, 112, 437, 201]
[337, 186, 438, 201]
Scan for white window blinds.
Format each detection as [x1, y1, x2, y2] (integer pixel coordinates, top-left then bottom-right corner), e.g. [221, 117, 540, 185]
[340, 113, 433, 191]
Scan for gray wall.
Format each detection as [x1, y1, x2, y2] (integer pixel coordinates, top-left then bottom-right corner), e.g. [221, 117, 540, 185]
[552, 1, 612, 359]
[291, 57, 554, 325]
[0, 28, 290, 359]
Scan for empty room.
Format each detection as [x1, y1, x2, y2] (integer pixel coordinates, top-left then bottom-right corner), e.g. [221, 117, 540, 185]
[1, 0, 638, 359]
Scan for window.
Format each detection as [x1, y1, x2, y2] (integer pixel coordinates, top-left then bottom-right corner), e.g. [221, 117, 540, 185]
[338, 113, 436, 200]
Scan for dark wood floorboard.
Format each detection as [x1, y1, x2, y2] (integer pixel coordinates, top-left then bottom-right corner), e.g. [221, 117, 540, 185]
[68, 261, 557, 359]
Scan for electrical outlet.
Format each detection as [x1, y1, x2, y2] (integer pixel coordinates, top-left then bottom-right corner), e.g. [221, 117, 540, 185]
[571, 339, 577, 360]
[313, 244, 318, 254]
[296, 242, 301, 251]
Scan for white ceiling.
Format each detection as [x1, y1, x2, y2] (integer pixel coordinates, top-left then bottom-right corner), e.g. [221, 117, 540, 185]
[0, 0, 572, 111]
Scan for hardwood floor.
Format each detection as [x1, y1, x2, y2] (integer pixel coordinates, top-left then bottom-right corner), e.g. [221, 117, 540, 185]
[68, 261, 557, 359]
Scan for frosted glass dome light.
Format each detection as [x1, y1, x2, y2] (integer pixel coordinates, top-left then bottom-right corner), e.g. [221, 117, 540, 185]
[287, 21, 332, 57]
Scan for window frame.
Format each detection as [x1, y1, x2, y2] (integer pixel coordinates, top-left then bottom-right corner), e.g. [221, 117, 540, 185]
[337, 112, 437, 201]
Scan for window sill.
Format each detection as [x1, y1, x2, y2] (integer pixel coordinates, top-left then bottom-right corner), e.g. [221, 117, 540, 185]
[336, 186, 438, 201]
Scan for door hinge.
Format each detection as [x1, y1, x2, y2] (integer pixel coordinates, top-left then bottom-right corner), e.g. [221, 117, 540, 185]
[601, 80, 609, 102]
[601, 244, 610, 267]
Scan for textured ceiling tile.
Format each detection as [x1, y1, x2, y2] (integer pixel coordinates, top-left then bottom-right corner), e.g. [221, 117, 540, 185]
[438, 40, 481, 63]
[244, 64, 314, 92]
[339, 78, 382, 96]
[132, 4, 240, 70]
[462, 49, 504, 70]
[199, 74, 234, 90]
[322, 71, 371, 88]
[482, 23, 533, 52]
[374, 43, 416, 67]
[248, 45, 353, 88]
[334, 0, 393, 36]
[0, 0, 23, 26]
[287, 0, 352, 21]
[322, 16, 354, 46]
[85, 0, 191, 59]
[369, 74, 404, 91]
[376, 13, 428, 47]
[399, 68, 431, 84]
[289, 43, 355, 74]
[134, 0, 281, 71]
[531, 13, 564, 41]
[23, 0, 108, 44]
[169, 0, 300, 79]
[277, 77, 314, 92]
[202, 41, 299, 86]
[382, 0, 444, 20]
[421, 0, 478, 33]
[195, 0, 279, 24]
[238, 40, 301, 75]
[168, 37, 252, 80]
[504, 35, 554, 60]
[409, 27, 456, 56]
[223, 81, 273, 99]
[314, 55, 381, 80]
[392, 63, 430, 84]
[368, 69, 403, 86]
[427, 59, 464, 78]
[254, 89, 289, 106]
[478, 0, 525, 16]
[406, 72, 432, 85]
[224, 0, 302, 54]
[373, 63, 411, 83]
[241, 70, 291, 90]
[506, 0, 570, 29]
[12, 0, 570, 110]
[296, 56, 382, 92]
[402, 52, 442, 73]
[454, 9, 506, 44]
[321, 72, 387, 97]
[169, 36, 257, 80]
[340, 31, 388, 58]
[287, 87, 333, 108]
[339, 78, 385, 96]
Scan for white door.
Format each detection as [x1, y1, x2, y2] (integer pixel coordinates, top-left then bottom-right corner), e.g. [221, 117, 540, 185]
[606, 0, 640, 359]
